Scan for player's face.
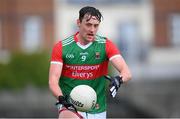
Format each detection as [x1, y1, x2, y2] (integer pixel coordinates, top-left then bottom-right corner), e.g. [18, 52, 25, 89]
[77, 14, 100, 43]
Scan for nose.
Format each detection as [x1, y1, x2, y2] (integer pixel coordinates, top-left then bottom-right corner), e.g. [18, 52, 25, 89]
[89, 26, 95, 33]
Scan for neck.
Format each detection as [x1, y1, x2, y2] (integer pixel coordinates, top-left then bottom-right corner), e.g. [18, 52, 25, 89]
[77, 33, 90, 45]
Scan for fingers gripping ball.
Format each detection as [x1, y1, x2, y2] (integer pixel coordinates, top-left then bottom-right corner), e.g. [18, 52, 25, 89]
[70, 85, 97, 112]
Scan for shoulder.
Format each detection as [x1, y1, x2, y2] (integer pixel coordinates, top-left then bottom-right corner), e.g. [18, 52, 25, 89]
[95, 35, 116, 45]
[95, 35, 107, 43]
[62, 35, 74, 46]
[53, 40, 62, 49]
[53, 35, 75, 49]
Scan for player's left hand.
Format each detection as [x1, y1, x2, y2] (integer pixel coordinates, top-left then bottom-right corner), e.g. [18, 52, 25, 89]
[105, 75, 123, 98]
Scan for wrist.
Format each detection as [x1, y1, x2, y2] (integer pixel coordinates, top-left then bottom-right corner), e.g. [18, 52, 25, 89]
[58, 95, 66, 103]
[115, 75, 123, 84]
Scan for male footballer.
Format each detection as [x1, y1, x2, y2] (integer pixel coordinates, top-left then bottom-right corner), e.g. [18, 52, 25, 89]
[49, 6, 132, 119]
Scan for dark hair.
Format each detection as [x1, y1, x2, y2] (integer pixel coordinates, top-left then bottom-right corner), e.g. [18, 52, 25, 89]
[79, 6, 103, 22]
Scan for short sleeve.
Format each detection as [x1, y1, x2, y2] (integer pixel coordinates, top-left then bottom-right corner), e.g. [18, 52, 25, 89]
[50, 41, 63, 64]
[106, 39, 121, 60]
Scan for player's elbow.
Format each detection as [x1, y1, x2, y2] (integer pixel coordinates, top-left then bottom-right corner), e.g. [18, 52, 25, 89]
[48, 79, 53, 90]
[48, 74, 59, 88]
[48, 77, 56, 90]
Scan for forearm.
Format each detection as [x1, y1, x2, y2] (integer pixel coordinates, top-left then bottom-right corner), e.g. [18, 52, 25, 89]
[49, 77, 63, 99]
[110, 56, 132, 83]
[48, 63, 63, 99]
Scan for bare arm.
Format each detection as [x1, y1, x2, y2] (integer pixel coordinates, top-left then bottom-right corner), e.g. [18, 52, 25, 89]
[49, 63, 63, 99]
[110, 55, 132, 83]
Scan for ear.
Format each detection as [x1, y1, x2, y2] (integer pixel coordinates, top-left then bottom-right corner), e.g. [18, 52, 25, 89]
[77, 19, 80, 27]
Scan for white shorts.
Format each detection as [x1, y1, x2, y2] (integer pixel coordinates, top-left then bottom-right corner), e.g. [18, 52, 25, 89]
[78, 111, 106, 119]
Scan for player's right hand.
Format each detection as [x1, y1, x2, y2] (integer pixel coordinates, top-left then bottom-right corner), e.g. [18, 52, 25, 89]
[56, 95, 77, 112]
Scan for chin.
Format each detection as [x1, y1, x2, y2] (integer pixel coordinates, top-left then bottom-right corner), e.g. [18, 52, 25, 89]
[88, 39, 95, 42]
[86, 37, 95, 42]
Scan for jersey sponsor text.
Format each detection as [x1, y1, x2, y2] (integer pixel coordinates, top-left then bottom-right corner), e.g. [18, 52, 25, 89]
[62, 61, 108, 80]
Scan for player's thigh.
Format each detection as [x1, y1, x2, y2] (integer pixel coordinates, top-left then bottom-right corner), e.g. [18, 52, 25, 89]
[59, 110, 82, 119]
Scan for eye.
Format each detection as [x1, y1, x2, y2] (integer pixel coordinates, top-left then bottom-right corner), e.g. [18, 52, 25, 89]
[94, 24, 99, 28]
[86, 23, 92, 27]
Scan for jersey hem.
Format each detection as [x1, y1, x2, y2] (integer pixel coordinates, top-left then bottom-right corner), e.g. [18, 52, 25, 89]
[85, 109, 106, 114]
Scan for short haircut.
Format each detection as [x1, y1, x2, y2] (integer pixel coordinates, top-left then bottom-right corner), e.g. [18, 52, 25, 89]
[79, 6, 103, 22]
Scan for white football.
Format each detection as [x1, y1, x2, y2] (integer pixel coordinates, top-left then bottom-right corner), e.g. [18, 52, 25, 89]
[70, 85, 97, 112]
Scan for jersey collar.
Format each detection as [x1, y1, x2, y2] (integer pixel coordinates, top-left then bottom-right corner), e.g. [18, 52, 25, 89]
[74, 32, 93, 49]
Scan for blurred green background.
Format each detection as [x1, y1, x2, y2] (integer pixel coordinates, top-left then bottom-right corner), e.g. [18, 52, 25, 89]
[0, 52, 49, 90]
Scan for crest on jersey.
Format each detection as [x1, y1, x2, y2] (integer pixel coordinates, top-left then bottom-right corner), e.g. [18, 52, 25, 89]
[95, 52, 100, 59]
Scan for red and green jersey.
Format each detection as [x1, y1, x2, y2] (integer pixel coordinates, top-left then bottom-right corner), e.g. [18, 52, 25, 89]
[51, 32, 121, 113]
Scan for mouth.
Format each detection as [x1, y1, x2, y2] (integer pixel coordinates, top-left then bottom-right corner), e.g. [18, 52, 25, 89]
[87, 33, 94, 37]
